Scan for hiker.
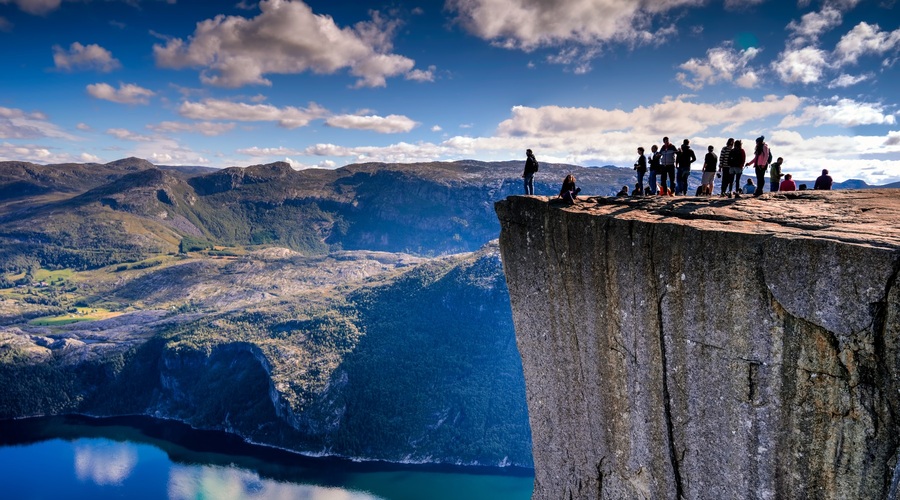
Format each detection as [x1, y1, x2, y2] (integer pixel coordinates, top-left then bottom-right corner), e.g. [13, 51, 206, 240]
[659, 137, 677, 196]
[523, 149, 538, 195]
[701, 145, 717, 195]
[746, 136, 770, 196]
[616, 185, 629, 197]
[730, 139, 746, 196]
[814, 169, 833, 190]
[558, 174, 581, 203]
[675, 139, 696, 195]
[743, 177, 755, 196]
[780, 173, 796, 191]
[634, 147, 647, 194]
[632, 183, 644, 197]
[648, 145, 661, 195]
[770, 157, 784, 192]
[719, 138, 734, 196]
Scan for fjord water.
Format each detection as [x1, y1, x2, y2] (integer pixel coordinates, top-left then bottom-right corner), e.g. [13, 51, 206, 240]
[0, 415, 533, 500]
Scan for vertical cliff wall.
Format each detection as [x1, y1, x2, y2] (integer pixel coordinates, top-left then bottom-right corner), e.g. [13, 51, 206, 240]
[496, 191, 900, 499]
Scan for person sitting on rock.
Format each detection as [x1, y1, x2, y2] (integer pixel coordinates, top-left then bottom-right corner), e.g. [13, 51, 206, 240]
[558, 174, 581, 203]
[632, 183, 644, 197]
[814, 169, 833, 190]
[740, 178, 754, 197]
[780, 173, 797, 191]
[616, 185, 629, 197]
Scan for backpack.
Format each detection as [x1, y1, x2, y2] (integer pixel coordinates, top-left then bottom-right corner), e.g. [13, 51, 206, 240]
[767, 148, 773, 165]
[729, 149, 743, 169]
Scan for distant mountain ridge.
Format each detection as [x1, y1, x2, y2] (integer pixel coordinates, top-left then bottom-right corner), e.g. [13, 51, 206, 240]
[0, 157, 641, 271]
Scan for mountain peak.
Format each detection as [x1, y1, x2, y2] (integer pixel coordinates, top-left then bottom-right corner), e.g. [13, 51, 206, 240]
[105, 157, 157, 171]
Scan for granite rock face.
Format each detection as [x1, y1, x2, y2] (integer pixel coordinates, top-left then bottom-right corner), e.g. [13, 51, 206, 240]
[496, 190, 900, 500]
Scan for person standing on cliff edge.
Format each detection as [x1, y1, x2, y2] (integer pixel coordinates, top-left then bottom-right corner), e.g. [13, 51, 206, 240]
[523, 149, 539, 195]
[746, 136, 770, 196]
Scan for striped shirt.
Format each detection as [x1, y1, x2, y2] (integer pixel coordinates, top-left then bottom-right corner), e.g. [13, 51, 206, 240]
[718, 146, 732, 170]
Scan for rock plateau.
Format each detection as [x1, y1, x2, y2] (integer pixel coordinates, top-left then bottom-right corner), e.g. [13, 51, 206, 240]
[497, 190, 900, 499]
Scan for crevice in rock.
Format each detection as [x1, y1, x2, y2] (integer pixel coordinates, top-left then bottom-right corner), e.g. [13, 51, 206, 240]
[655, 288, 684, 499]
[596, 458, 605, 500]
[748, 362, 760, 403]
[874, 254, 900, 496]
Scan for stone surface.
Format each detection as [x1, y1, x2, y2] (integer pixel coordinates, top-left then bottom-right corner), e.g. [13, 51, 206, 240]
[496, 190, 900, 500]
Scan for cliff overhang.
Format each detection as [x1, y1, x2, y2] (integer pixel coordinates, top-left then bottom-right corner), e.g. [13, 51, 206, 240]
[497, 190, 900, 499]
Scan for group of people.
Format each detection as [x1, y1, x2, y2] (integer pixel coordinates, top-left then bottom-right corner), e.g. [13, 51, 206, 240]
[629, 135, 835, 197]
[521, 137, 835, 203]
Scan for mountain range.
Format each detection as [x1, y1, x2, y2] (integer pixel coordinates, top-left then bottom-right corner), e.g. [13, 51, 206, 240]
[0, 157, 893, 468]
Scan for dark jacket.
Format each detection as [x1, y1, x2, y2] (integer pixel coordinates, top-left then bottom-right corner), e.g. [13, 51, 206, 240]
[523, 154, 538, 176]
[635, 154, 647, 173]
[814, 174, 833, 190]
[676, 146, 696, 171]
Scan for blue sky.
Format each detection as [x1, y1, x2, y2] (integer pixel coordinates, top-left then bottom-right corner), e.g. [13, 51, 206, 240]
[1, 0, 899, 183]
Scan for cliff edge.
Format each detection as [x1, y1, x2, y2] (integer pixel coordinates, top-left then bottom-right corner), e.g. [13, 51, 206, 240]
[496, 190, 900, 499]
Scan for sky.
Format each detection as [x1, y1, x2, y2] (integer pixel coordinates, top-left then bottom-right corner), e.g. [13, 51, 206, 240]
[1, 0, 899, 183]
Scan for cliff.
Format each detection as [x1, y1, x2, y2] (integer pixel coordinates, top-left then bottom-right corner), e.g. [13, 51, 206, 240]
[496, 190, 900, 499]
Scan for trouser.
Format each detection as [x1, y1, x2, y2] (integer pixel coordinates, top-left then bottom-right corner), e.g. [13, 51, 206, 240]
[733, 169, 743, 192]
[636, 170, 645, 193]
[676, 169, 690, 195]
[721, 169, 734, 193]
[659, 165, 675, 194]
[770, 180, 780, 192]
[524, 174, 534, 195]
[755, 166, 766, 195]
[648, 170, 658, 194]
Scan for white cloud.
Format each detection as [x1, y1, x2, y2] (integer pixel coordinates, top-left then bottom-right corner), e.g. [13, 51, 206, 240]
[833, 22, 900, 65]
[53, 42, 121, 72]
[431, 125, 443, 132]
[677, 45, 761, 90]
[0, 0, 63, 15]
[496, 95, 802, 138]
[778, 98, 897, 128]
[106, 128, 153, 142]
[827, 73, 871, 88]
[148, 121, 236, 136]
[178, 99, 328, 128]
[80, 152, 102, 162]
[0, 106, 75, 140]
[153, 0, 417, 88]
[772, 47, 829, 84]
[885, 131, 900, 146]
[237, 146, 302, 156]
[87, 83, 155, 104]
[325, 114, 418, 133]
[447, 0, 701, 51]
[304, 141, 454, 163]
[405, 65, 436, 82]
[76, 122, 92, 131]
[785, 7, 843, 47]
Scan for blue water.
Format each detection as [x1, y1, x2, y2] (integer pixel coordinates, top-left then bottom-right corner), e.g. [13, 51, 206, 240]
[0, 415, 533, 500]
